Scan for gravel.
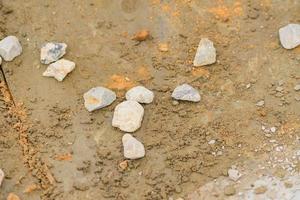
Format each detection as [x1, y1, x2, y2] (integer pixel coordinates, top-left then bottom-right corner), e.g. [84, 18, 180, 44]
[43, 59, 75, 81]
[112, 100, 144, 132]
[279, 24, 300, 49]
[193, 38, 216, 66]
[83, 87, 116, 112]
[0, 36, 22, 61]
[126, 86, 154, 104]
[172, 84, 201, 102]
[40, 42, 67, 64]
[122, 133, 145, 159]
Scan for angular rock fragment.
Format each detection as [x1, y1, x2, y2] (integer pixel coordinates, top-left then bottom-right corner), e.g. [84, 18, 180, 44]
[122, 133, 145, 159]
[0, 36, 22, 61]
[279, 24, 300, 49]
[0, 168, 4, 186]
[193, 38, 216, 66]
[43, 59, 75, 81]
[172, 84, 201, 102]
[112, 100, 144, 132]
[40, 42, 67, 64]
[83, 87, 116, 112]
[125, 86, 154, 104]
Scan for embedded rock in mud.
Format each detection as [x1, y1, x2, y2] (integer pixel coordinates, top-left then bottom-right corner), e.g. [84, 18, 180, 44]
[43, 59, 75, 81]
[0, 168, 4, 186]
[172, 84, 201, 102]
[40, 42, 67, 64]
[83, 87, 116, 112]
[193, 38, 216, 66]
[112, 100, 144, 132]
[125, 86, 154, 104]
[122, 133, 145, 159]
[0, 36, 22, 61]
[279, 24, 300, 49]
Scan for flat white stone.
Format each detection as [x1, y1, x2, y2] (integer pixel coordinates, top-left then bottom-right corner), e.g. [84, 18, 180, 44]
[126, 86, 154, 104]
[0, 36, 22, 61]
[122, 133, 145, 159]
[294, 84, 300, 91]
[83, 87, 116, 112]
[43, 59, 75, 81]
[112, 100, 144, 132]
[172, 84, 201, 102]
[279, 24, 300, 49]
[193, 38, 216, 66]
[228, 168, 241, 181]
[40, 42, 67, 64]
[0, 168, 4, 186]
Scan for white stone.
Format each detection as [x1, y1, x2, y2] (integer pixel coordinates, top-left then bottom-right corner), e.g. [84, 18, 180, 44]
[193, 38, 216, 66]
[122, 134, 145, 159]
[112, 100, 144, 132]
[172, 84, 201, 102]
[279, 24, 300, 49]
[270, 127, 276, 133]
[228, 168, 241, 181]
[256, 100, 265, 107]
[40, 42, 67, 64]
[294, 84, 300, 91]
[0, 168, 4, 186]
[0, 56, 2, 65]
[83, 87, 116, 112]
[126, 86, 154, 104]
[0, 36, 22, 61]
[43, 59, 75, 81]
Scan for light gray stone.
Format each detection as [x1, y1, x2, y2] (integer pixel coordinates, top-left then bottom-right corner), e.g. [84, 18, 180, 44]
[0, 168, 4, 186]
[41, 42, 67, 64]
[112, 100, 144, 132]
[193, 38, 216, 66]
[294, 84, 300, 91]
[279, 24, 300, 49]
[228, 168, 241, 181]
[43, 59, 75, 81]
[83, 87, 116, 112]
[256, 100, 265, 107]
[122, 134, 145, 159]
[0, 36, 22, 61]
[126, 86, 154, 104]
[0, 56, 2, 65]
[172, 84, 201, 102]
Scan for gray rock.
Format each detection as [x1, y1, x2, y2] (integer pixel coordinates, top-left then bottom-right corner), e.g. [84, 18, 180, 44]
[112, 100, 144, 132]
[0, 168, 4, 186]
[256, 100, 265, 107]
[294, 84, 300, 91]
[83, 87, 116, 112]
[279, 24, 300, 49]
[0, 36, 22, 61]
[41, 42, 67, 64]
[228, 168, 241, 181]
[193, 38, 216, 66]
[43, 59, 75, 81]
[171, 84, 201, 102]
[126, 86, 154, 104]
[122, 133, 145, 159]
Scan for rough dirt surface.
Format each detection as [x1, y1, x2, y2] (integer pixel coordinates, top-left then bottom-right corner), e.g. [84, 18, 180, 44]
[0, 0, 300, 199]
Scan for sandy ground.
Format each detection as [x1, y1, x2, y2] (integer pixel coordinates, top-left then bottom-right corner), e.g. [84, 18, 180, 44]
[0, 0, 300, 199]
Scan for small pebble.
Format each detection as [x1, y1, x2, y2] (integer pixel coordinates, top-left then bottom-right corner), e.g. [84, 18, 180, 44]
[40, 42, 67, 64]
[224, 185, 236, 196]
[228, 168, 242, 181]
[0, 36, 22, 61]
[294, 84, 300, 91]
[112, 100, 144, 132]
[83, 87, 116, 112]
[256, 100, 265, 107]
[125, 86, 154, 104]
[279, 24, 300, 49]
[270, 127, 276, 133]
[254, 185, 267, 194]
[122, 134, 145, 159]
[172, 84, 201, 102]
[7, 193, 21, 200]
[0, 169, 4, 186]
[43, 59, 75, 81]
[193, 38, 216, 66]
